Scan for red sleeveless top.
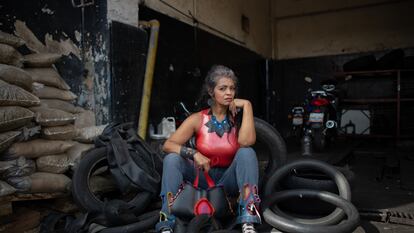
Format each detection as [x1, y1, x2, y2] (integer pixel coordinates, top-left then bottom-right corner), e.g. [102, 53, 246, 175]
[195, 109, 240, 167]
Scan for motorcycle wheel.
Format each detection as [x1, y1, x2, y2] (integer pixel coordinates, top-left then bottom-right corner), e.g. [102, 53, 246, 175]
[292, 126, 302, 142]
[72, 147, 153, 214]
[313, 128, 326, 152]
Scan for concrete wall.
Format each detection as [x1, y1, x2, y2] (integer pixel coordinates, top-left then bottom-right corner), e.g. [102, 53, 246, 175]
[274, 0, 414, 59]
[107, 0, 139, 27]
[142, 0, 272, 58]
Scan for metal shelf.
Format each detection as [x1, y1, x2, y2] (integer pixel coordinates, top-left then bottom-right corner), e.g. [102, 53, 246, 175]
[342, 98, 414, 104]
[335, 69, 414, 78]
[336, 69, 414, 142]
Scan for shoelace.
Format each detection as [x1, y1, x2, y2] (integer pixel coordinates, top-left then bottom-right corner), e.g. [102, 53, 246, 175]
[242, 223, 257, 233]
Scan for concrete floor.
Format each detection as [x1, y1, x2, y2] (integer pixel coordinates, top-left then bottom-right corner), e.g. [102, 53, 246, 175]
[274, 137, 414, 233]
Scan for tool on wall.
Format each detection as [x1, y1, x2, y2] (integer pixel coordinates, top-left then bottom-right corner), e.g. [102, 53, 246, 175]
[71, 0, 95, 62]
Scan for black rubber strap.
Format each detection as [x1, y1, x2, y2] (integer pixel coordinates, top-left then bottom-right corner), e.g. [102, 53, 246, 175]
[180, 146, 197, 160]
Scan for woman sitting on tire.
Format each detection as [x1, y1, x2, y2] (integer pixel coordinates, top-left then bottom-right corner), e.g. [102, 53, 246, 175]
[156, 65, 261, 233]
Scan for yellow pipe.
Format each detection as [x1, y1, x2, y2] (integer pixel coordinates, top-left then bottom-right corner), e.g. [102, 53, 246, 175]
[138, 20, 160, 139]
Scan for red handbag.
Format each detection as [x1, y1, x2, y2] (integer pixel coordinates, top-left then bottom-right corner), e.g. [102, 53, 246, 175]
[169, 169, 234, 220]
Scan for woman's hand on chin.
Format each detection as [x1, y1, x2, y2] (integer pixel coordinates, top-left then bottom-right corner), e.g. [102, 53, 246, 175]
[229, 99, 250, 117]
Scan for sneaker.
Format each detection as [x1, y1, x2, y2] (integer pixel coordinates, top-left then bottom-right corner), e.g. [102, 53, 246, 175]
[241, 223, 257, 233]
[160, 227, 173, 233]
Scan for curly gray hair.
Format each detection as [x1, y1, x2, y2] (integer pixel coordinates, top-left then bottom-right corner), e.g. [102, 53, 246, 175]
[199, 65, 238, 105]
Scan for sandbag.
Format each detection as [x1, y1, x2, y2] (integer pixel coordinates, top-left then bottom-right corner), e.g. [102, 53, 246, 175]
[6, 176, 31, 192]
[0, 31, 25, 47]
[36, 154, 70, 174]
[0, 64, 33, 91]
[4, 139, 75, 159]
[67, 142, 94, 170]
[74, 110, 96, 128]
[23, 53, 62, 67]
[25, 68, 70, 90]
[29, 172, 71, 193]
[32, 83, 77, 101]
[42, 124, 76, 140]
[75, 124, 107, 143]
[30, 106, 76, 127]
[40, 99, 84, 114]
[0, 106, 34, 133]
[0, 180, 16, 197]
[0, 79, 40, 106]
[0, 131, 21, 153]
[0, 157, 36, 178]
[0, 43, 23, 67]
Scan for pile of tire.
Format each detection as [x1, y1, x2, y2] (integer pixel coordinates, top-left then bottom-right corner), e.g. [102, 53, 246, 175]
[71, 126, 161, 232]
[262, 159, 360, 233]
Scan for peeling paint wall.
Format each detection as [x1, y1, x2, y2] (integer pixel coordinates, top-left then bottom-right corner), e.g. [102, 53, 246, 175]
[142, 0, 272, 58]
[0, 0, 111, 124]
[274, 0, 414, 59]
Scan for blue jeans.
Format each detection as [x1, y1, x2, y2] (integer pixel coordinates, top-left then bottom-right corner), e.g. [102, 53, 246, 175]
[156, 147, 259, 231]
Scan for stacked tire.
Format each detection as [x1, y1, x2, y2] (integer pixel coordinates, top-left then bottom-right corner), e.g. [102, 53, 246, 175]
[262, 159, 360, 233]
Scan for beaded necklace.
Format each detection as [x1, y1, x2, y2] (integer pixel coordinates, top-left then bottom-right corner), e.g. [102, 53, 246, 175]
[205, 112, 232, 137]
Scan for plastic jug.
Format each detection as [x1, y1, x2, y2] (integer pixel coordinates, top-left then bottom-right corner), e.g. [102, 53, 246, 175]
[149, 117, 176, 139]
[158, 117, 176, 138]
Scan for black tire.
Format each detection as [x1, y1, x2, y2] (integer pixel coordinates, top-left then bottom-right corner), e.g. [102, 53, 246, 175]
[253, 117, 287, 190]
[211, 230, 239, 233]
[279, 167, 355, 215]
[264, 159, 351, 225]
[312, 128, 326, 152]
[72, 147, 152, 214]
[262, 190, 360, 233]
[186, 214, 221, 233]
[99, 209, 159, 233]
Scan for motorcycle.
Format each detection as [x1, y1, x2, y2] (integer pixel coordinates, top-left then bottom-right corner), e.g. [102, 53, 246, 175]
[289, 106, 305, 140]
[293, 77, 339, 155]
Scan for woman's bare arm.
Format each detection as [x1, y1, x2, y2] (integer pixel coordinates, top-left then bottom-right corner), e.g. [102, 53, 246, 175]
[230, 99, 256, 147]
[163, 113, 199, 154]
[162, 112, 211, 171]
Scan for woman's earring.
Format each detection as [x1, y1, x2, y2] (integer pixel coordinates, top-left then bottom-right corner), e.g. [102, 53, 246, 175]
[207, 98, 213, 106]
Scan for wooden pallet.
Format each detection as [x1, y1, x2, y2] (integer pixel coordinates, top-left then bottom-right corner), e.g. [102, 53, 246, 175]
[0, 192, 66, 216]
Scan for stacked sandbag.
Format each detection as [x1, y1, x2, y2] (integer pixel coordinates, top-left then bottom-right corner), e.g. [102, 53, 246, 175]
[0, 31, 100, 195]
[23, 52, 79, 143]
[21, 48, 79, 182]
[0, 31, 24, 67]
[0, 31, 37, 196]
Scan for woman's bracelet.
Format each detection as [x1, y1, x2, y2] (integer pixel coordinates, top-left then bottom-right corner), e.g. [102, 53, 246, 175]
[180, 146, 197, 160]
